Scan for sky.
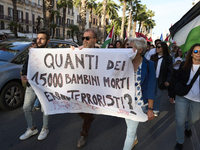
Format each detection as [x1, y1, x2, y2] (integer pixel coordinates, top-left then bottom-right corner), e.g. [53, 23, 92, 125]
[140, 0, 194, 38]
[96, 0, 196, 39]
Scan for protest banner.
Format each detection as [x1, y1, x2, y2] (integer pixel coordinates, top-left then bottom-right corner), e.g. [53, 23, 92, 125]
[27, 48, 148, 122]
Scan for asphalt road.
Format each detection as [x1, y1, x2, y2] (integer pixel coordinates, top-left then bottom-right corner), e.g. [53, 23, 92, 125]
[1, 90, 200, 150]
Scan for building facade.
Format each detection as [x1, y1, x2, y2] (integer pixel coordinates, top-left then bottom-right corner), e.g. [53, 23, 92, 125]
[0, 0, 103, 40]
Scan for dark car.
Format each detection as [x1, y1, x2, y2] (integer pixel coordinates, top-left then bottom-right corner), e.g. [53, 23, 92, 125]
[0, 39, 78, 110]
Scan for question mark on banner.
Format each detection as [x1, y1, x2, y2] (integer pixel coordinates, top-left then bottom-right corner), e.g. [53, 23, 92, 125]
[124, 94, 133, 110]
[124, 94, 137, 115]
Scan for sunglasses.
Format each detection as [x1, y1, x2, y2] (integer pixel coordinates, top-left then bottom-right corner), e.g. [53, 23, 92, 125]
[156, 46, 161, 49]
[127, 46, 133, 48]
[82, 36, 94, 41]
[193, 50, 200, 54]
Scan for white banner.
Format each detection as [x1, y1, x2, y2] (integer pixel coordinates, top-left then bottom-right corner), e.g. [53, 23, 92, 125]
[27, 48, 147, 122]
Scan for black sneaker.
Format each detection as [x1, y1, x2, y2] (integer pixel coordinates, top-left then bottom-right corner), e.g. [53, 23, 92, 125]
[185, 129, 192, 138]
[174, 143, 183, 150]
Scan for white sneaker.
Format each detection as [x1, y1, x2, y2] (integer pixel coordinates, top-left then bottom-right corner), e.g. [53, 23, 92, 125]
[19, 128, 38, 140]
[38, 128, 49, 140]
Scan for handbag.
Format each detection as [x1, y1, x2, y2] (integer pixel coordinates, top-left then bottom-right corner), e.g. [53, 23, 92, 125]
[174, 66, 200, 96]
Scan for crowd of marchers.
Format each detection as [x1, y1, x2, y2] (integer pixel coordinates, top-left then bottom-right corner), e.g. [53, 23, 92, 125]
[1, 28, 198, 150]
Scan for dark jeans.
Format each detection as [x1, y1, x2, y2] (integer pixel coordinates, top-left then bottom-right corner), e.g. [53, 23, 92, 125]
[78, 113, 94, 138]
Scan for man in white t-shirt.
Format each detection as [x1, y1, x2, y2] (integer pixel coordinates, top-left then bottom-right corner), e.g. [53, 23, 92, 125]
[145, 39, 161, 60]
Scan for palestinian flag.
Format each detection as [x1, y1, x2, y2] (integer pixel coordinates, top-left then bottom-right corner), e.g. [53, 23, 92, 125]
[101, 25, 114, 48]
[169, 2, 200, 53]
[164, 35, 169, 42]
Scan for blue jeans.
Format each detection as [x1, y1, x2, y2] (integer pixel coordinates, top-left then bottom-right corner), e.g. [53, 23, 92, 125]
[153, 79, 165, 111]
[34, 98, 41, 107]
[175, 95, 200, 144]
[123, 106, 146, 150]
[23, 86, 49, 129]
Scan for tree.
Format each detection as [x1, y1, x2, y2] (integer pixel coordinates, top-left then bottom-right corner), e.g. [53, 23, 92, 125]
[50, 23, 58, 39]
[36, 16, 42, 33]
[96, 0, 119, 41]
[7, 21, 22, 36]
[43, 0, 53, 33]
[57, 0, 73, 39]
[11, 0, 18, 38]
[137, 4, 148, 33]
[101, 0, 107, 42]
[87, 0, 97, 28]
[68, 24, 79, 42]
[126, 0, 141, 38]
[119, 0, 132, 40]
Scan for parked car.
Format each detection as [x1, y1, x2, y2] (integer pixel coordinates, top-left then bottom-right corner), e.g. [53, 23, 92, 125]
[0, 39, 79, 110]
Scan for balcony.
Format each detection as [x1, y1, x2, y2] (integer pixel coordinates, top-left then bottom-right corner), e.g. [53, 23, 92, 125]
[0, 14, 35, 25]
[37, 4, 42, 9]
[17, 0, 25, 4]
[25, 0, 30, 5]
[31, 2, 36, 8]
[0, 15, 14, 21]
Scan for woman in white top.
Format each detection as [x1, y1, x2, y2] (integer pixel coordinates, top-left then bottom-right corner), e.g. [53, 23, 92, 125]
[171, 43, 200, 150]
[150, 42, 173, 116]
[173, 47, 183, 70]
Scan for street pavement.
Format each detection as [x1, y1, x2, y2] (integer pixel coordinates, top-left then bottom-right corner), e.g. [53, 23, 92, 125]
[1, 90, 200, 150]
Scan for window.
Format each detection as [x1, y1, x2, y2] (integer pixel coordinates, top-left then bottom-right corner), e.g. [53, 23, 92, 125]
[56, 16, 61, 25]
[38, 0, 41, 5]
[32, 14, 35, 25]
[18, 10, 23, 22]
[0, 21, 4, 29]
[77, 15, 80, 23]
[56, 28, 60, 37]
[96, 19, 98, 25]
[26, 25, 29, 33]
[93, 18, 95, 25]
[67, 18, 70, 27]
[71, 19, 74, 25]
[12, 48, 29, 65]
[0, 5, 4, 19]
[26, 12, 29, 23]
[68, 8, 70, 15]
[8, 7, 13, 20]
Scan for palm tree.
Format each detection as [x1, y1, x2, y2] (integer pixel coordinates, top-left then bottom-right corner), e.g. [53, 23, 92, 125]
[126, 0, 141, 38]
[96, 0, 119, 22]
[131, 0, 142, 38]
[101, 0, 107, 42]
[11, 0, 18, 38]
[107, 17, 122, 42]
[119, 0, 132, 40]
[68, 24, 79, 42]
[87, 0, 97, 28]
[137, 4, 148, 33]
[96, 0, 119, 41]
[43, 0, 53, 33]
[7, 21, 23, 36]
[50, 23, 58, 39]
[57, 0, 73, 39]
[146, 9, 155, 37]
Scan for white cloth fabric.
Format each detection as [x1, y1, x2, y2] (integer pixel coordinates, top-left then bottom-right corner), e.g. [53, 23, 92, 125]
[173, 57, 183, 70]
[184, 64, 200, 102]
[145, 48, 156, 60]
[156, 55, 163, 78]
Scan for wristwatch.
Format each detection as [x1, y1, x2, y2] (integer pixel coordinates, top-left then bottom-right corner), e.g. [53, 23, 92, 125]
[148, 107, 153, 110]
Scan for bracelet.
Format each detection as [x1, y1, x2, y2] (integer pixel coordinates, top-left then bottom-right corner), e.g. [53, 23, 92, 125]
[148, 107, 153, 110]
